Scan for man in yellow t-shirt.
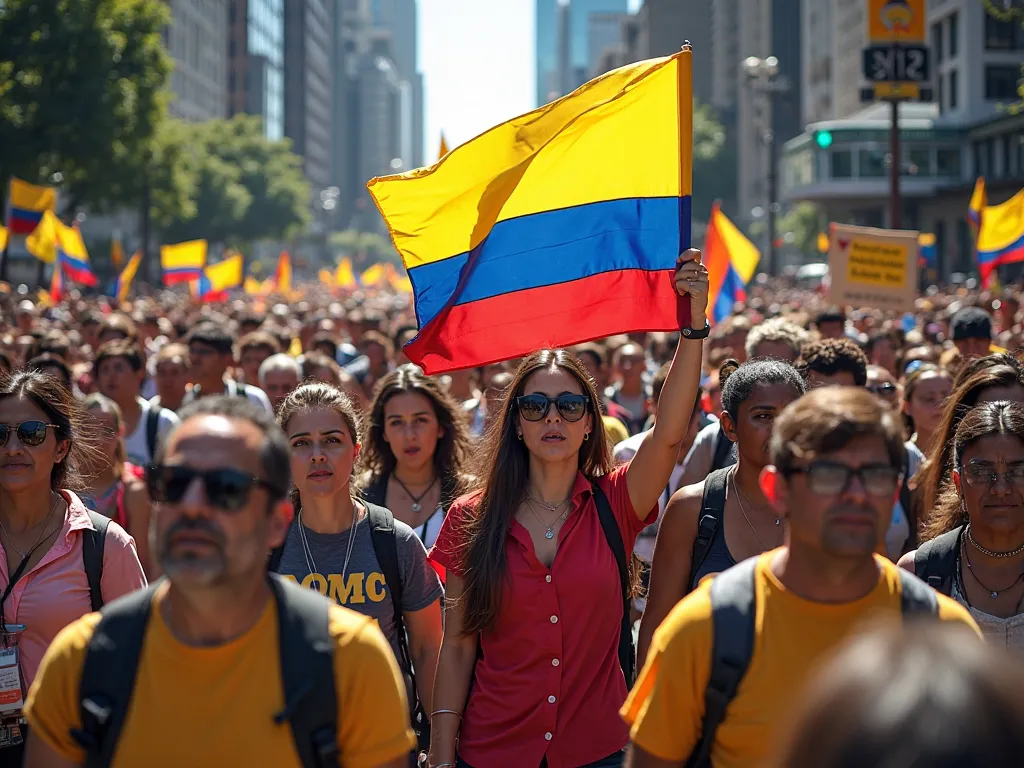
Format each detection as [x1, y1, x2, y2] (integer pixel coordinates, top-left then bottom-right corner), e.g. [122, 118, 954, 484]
[24, 396, 415, 768]
[622, 388, 981, 768]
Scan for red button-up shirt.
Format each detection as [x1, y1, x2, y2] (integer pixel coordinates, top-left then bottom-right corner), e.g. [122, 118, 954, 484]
[430, 465, 655, 768]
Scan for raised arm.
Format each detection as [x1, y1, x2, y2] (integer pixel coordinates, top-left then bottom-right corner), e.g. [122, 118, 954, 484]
[627, 249, 709, 518]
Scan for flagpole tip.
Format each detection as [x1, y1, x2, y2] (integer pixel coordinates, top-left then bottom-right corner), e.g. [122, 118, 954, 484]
[681, 41, 692, 52]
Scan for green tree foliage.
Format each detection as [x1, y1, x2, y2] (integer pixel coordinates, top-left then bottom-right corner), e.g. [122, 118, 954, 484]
[777, 202, 823, 257]
[157, 117, 310, 244]
[0, 0, 172, 213]
[691, 100, 737, 222]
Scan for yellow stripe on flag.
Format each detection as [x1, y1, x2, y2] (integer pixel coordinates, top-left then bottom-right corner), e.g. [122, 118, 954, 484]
[368, 51, 691, 270]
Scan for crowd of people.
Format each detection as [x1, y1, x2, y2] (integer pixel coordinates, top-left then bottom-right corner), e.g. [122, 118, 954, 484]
[0, 252, 1022, 768]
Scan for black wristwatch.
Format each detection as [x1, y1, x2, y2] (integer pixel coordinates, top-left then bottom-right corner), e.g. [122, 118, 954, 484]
[681, 321, 711, 340]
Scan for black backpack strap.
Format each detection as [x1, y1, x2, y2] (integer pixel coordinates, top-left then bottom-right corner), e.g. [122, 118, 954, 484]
[145, 407, 162, 463]
[82, 511, 109, 613]
[689, 468, 729, 592]
[710, 426, 734, 471]
[591, 482, 634, 685]
[913, 527, 962, 596]
[74, 583, 161, 768]
[360, 475, 390, 508]
[268, 574, 339, 768]
[268, 544, 285, 574]
[898, 568, 939, 617]
[685, 556, 758, 768]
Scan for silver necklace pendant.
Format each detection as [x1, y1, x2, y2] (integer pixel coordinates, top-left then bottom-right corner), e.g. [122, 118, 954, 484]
[545, 528, 555, 539]
[412, 502, 422, 513]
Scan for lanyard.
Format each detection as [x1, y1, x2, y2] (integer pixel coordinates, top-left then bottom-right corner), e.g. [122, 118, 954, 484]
[0, 537, 51, 632]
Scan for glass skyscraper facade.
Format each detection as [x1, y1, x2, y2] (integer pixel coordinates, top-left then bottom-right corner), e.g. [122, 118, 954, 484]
[246, 0, 285, 140]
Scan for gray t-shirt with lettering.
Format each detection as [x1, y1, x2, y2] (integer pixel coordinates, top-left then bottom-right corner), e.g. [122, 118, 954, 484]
[277, 513, 443, 659]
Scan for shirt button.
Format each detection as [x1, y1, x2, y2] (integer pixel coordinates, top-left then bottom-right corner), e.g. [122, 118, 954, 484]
[545, 732, 553, 741]
[550, 615, 558, 624]
[546, 575, 552, 583]
[548, 695, 556, 704]
[552, 658, 560, 667]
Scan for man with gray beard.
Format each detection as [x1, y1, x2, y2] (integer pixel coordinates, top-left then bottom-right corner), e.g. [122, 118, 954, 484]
[24, 396, 414, 768]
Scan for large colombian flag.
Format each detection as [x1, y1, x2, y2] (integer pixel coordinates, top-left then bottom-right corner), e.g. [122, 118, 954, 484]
[368, 50, 693, 373]
[161, 240, 207, 285]
[977, 188, 1024, 286]
[704, 203, 760, 324]
[6, 178, 58, 235]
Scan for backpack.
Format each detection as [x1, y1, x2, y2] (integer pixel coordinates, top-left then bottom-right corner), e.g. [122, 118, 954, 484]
[682, 557, 940, 768]
[710, 426, 736, 473]
[82, 510, 109, 613]
[591, 482, 638, 686]
[144, 406, 168, 465]
[912, 526, 962, 596]
[71, 575, 338, 768]
[687, 468, 731, 592]
[268, 502, 430, 753]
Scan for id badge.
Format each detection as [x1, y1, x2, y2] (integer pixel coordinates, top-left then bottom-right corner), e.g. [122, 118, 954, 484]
[0, 648, 23, 715]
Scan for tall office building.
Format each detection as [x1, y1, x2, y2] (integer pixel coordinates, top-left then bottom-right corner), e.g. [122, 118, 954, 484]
[228, 0, 285, 140]
[710, 0, 739, 113]
[588, 13, 628, 76]
[369, 0, 425, 167]
[631, 0, 712, 104]
[734, 0, 802, 228]
[284, 0, 335, 196]
[536, 0, 629, 105]
[165, 0, 230, 121]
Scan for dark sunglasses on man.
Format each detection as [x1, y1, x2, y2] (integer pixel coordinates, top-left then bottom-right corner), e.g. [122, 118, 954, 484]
[147, 465, 281, 511]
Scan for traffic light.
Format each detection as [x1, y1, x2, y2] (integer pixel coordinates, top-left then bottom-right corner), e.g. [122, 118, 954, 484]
[814, 130, 834, 149]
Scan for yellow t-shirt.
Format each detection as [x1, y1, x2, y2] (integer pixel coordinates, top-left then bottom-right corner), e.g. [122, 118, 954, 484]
[25, 589, 416, 768]
[621, 552, 981, 767]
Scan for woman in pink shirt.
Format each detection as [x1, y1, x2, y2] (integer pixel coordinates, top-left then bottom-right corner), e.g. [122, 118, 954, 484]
[0, 371, 147, 763]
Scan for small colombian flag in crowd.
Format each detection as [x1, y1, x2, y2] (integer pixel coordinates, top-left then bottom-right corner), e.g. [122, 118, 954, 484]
[6, 178, 58, 235]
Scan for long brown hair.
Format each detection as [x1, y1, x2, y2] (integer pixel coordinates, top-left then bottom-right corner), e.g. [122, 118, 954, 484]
[0, 370, 100, 493]
[83, 393, 127, 480]
[920, 401, 1024, 541]
[357, 364, 471, 499]
[916, 354, 1024, 521]
[277, 382, 362, 514]
[458, 349, 634, 635]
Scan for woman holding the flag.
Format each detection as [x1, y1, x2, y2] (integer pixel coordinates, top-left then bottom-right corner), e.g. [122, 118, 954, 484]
[427, 251, 709, 768]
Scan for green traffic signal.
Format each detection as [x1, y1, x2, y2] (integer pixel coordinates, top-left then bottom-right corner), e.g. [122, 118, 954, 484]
[815, 130, 834, 149]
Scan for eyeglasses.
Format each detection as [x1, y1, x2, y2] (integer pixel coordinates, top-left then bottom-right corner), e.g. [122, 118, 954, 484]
[0, 421, 61, 448]
[516, 393, 589, 422]
[786, 461, 900, 497]
[866, 383, 897, 397]
[961, 464, 1024, 489]
[147, 464, 280, 511]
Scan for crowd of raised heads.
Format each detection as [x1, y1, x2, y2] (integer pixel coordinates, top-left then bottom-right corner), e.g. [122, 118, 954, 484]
[0, 271, 1022, 768]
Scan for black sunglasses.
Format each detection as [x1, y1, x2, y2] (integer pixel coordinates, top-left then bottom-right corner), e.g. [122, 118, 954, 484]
[866, 382, 897, 396]
[147, 465, 280, 512]
[516, 393, 589, 422]
[0, 421, 61, 448]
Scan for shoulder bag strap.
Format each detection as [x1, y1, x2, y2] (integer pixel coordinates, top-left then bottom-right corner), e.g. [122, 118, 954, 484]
[690, 468, 729, 591]
[684, 556, 758, 768]
[145, 407, 162, 463]
[898, 568, 940, 617]
[82, 511, 110, 613]
[591, 482, 634, 685]
[269, 574, 339, 768]
[74, 583, 161, 768]
[913, 526, 962, 596]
